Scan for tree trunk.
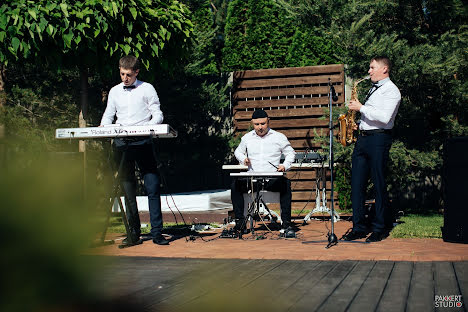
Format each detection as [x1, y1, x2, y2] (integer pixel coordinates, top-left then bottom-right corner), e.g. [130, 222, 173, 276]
[0, 65, 6, 167]
[0, 64, 5, 137]
[78, 66, 89, 152]
[78, 66, 89, 201]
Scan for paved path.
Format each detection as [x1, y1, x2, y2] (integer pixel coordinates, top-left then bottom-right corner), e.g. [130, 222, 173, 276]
[89, 220, 468, 262]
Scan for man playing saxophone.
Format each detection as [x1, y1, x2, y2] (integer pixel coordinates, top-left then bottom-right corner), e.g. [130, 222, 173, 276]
[342, 56, 401, 242]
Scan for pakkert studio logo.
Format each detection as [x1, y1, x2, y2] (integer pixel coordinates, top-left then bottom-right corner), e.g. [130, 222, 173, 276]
[435, 295, 463, 308]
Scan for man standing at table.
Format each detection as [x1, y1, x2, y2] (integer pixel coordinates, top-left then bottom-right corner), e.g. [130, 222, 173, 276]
[100, 55, 169, 246]
[231, 109, 296, 237]
[342, 56, 401, 243]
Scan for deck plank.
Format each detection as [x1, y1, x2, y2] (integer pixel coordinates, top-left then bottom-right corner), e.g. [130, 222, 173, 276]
[406, 262, 435, 312]
[289, 261, 358, 312]
[154, 258, 285, 311]
[90, 256, 207, 295]
[453, 262, 468, 307]
[346, 261, 395, 312]
[269, 261, 339, 310]
[376, 261, 413, 312]
[182, 260, 314, 311]
[434, 262, 463, 312]
[88, 257, 468, 312]
[316, 261, 376, 312]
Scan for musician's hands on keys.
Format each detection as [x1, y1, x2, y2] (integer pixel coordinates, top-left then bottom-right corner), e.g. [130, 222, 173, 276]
[348, 99, 362, 111]
[277, 164, 286, 172]
[244, 158, 251, 167]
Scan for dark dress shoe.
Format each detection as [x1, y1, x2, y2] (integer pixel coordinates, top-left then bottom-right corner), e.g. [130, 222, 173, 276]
[122, 236, 142, 245]
[234, 218, 245, 231]
[366, 232, 388, 242]
[284, 226, 296, 238]
[153, 234, 170, 245]
[341, 230, 368, 241]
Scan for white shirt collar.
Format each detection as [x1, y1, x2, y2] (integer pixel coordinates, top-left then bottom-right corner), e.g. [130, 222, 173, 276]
[374, 77, 390, 87]
[251, 128, 272, 138]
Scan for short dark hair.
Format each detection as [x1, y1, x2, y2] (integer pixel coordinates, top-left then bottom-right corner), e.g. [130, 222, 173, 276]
[119, 55, 140, 71]
[371, 56, 392, 73]
[252, 109, 269, 119]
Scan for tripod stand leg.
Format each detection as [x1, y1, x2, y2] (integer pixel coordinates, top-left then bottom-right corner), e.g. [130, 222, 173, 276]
[98, 198, 114, 245]
[116, 150, 144, 248]
[244, 197, 258, 235]
[92, 145, 123, 248]
[246, 202, 255, 234]
[260, 198, 281, 223]
[116, 196, 140, 248]
[108, 147, 143, 248]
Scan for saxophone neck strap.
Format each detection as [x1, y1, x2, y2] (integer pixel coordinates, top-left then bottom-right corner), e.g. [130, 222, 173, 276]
[364, 85, 381, 103]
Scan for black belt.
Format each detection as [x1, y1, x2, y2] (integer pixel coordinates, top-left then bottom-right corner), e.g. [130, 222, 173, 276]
[360, 129, 392, 136]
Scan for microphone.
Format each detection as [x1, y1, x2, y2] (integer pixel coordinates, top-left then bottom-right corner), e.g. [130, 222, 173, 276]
[330, 85, 338, 102]
[328, 78, 338, 102]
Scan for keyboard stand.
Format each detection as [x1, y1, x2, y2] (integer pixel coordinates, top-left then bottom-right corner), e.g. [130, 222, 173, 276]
[91, 144, 134, 248]
[230, 172, 285, 236]
[100, 145, 142, 248]
[245, 178, 279, 234]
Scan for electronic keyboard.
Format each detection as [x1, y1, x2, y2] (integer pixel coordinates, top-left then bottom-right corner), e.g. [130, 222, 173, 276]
[230, 172, 286, 177]
[55, 124, 177, 139]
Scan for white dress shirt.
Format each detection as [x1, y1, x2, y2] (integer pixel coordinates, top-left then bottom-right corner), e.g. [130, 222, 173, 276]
[234, 129, 296, 172]
[359, 77, 401, 130]
[100, 79, 163, 126]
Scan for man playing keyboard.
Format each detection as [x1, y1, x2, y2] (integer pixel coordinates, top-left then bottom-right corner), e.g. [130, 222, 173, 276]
[100, 55, 169, 246]
[231, 109, 296, 236]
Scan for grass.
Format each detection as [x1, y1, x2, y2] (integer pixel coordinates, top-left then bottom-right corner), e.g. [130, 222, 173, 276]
[275, 208, 352, 218]
[390, 214, 443, 239]
[102, 216, 220, 235]
[101, 213, 444, 239]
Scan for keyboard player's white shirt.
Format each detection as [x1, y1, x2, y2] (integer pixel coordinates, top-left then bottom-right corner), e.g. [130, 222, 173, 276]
[100, 79, 163, 126]
[234, 129, 296, 172]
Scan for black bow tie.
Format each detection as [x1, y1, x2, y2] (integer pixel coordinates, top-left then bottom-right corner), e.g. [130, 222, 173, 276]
[123, 85, 136, 90]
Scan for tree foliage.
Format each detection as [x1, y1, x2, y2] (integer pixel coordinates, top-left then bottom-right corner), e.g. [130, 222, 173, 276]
[0, 0, 194, 74]
[156, 0, 231, 192]
[222, 0, 340, 71]
[283, 0, 467, 211]
[1, 0, 466, 209]
[181, 0, 218, 75]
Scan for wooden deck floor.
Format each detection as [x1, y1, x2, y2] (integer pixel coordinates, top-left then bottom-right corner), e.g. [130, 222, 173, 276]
[89, 257, 467, 312]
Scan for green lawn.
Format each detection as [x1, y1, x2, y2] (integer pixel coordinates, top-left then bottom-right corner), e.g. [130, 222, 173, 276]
[102, 213, 444, 239]
[102, 216, 219, 235]
[390, 214, 443, 239]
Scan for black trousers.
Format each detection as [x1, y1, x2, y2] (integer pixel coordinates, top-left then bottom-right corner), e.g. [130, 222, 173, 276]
[231, 176, 292, 225]
[113, 140, 163, 238]
[351, 133, 392, 233]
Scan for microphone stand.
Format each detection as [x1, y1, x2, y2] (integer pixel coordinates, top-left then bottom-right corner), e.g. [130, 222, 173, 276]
[326, 78, 338, 248]
[301, 79, 339, 248]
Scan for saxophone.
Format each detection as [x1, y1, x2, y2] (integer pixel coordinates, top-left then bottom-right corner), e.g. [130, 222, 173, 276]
[338, 76, 370, 146]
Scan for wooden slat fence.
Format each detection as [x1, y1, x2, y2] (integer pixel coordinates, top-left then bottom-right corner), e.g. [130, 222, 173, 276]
[232, 64, 345, 210]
